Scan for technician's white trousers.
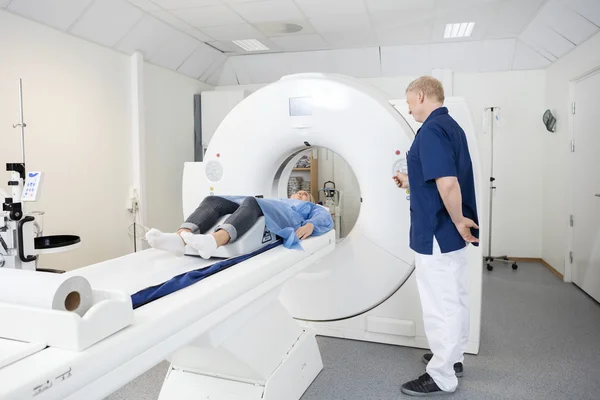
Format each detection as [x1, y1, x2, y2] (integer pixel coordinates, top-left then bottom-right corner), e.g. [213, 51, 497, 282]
[414, 239, 469, 392]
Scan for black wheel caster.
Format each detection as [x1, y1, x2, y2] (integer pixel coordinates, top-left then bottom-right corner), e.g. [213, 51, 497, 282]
[487, 264, 493, 271]
[512, 263, 518, 270]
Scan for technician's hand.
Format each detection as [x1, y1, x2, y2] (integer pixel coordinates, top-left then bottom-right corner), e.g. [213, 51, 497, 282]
[296, 223, 314, 240]
[393, 171, 409, 189]
[455, 217, 479, 243]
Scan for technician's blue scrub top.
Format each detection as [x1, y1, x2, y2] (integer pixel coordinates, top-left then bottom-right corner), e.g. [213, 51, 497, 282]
[407, 107, 479, 255]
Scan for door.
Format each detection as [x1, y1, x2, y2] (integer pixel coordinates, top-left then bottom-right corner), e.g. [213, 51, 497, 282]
[572, 71, 600, 302]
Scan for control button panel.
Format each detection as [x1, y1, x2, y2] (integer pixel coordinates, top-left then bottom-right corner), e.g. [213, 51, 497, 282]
[21, 171, 44, 202]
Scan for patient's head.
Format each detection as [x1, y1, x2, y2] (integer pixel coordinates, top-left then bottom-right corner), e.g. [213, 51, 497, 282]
[290, 190, 314, 203]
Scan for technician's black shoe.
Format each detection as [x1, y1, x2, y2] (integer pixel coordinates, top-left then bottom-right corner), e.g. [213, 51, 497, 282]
[401, 373, 453, 397]
[422, 353, 464, 377]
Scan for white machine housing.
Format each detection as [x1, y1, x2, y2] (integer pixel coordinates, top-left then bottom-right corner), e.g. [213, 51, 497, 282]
[185, 73, 484, 354]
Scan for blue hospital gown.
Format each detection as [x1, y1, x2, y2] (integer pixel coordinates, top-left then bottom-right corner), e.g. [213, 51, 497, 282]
[220, 196, 334, 250]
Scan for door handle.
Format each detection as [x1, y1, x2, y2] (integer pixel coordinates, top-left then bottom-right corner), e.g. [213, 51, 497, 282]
[596, 194, 600, 197]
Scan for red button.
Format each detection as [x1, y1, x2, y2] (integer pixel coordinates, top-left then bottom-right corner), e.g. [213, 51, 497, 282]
[395, 150, 401, 155]
[216, 153, 220, 158]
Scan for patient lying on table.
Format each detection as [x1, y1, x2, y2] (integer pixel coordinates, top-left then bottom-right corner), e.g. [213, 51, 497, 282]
[147, 190, 334, 259]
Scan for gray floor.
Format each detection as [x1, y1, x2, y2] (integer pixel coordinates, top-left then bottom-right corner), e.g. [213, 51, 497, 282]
[106, 262, 600, 400]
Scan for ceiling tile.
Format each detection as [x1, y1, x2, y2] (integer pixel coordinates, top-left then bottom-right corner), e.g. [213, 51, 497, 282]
[376, 21, 433, 46]
[207, 40, 240, 52]
[566, 0, 600, 27]
[7, 0, 94, 31]
[126, 0, 161, 11]
[70, 0, 143, 48]
[539, 0, 598, 45]
[151, 10, 214, 41]
[294, 0, 366, 16]
[148, 30, 201, 70]
[254, 20, 317, 37]
[199, 53, 227, 81]
[478, 39, 516, 72]
[151, 0, 221, 9]
[321, 30, 378, 49]
[512, 39, 552, 70]
[201, 23, 264, 40]
[172, 5, 244, 28]
[230, 0, 304, 23]
[366, 0, 434, 12]
[179, 25, 215, 41]
[215, 59, 239, 86]
[116, 15, 176, 57]
[430, 41, 481, 72]
[178, 44, 223, 78]
[309, 14, 371, 33]
[228, 56, 253, 84]
[483, 0, 545, 39]
[381, 45, 432, 76]
[370, 9, 435, 29]
[205, 62, 226, 86]
[521, 21, 575, 59]
[270, 34, 329, 51]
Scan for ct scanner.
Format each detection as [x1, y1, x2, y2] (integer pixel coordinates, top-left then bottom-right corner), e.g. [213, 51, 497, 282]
[187, 73, 484, 353]
[0, 73, 483, 400]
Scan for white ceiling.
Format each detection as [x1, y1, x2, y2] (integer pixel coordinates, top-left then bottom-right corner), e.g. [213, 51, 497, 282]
[1, 0, 599, 85]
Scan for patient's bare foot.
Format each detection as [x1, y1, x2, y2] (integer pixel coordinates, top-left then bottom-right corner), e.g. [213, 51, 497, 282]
[146, 228, 185, 257]
[180, 232, 218, 260]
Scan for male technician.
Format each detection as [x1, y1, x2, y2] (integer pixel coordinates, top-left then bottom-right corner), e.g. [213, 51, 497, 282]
[393, 76, 479, 396]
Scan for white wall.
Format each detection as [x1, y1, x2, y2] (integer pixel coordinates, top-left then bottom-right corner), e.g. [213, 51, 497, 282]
[0, 10, 212, 270]
[0, 10, 132, 271]
[543, 32, 600, 275]
[144, 64, 213, 234]
[215, 70, 547, 258]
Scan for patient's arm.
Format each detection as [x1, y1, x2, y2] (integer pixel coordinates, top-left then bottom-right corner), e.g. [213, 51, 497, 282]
[303, 204, 335, 237]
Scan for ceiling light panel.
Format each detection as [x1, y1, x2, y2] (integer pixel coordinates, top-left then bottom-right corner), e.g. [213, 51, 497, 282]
[444, 22, 475, 38]
[232, 39, 270, 51]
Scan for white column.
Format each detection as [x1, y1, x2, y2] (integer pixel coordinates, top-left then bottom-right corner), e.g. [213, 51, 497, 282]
[130, 51, 147, 240]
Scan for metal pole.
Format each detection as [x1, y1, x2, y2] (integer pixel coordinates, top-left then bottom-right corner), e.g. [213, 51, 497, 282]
[487, 107, 495, 259]
[12, 79, 27, 164]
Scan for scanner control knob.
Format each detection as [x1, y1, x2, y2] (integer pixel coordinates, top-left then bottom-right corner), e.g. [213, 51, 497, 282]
[205, 160, 223, 182]
[393, 157, 408, 175]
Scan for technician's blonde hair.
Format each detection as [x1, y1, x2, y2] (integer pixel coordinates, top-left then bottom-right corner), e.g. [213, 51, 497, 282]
[406, 76, 445, 103]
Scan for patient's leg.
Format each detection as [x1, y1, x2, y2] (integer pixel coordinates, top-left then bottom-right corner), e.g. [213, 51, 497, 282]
[184, 196, 264, 259]
[180, 196, 240, 234]
[146, 196, 239, 257]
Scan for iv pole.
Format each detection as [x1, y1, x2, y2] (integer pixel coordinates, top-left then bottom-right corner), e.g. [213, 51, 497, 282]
[484, 106, 518, 272]
[12, 79, 27, 163]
